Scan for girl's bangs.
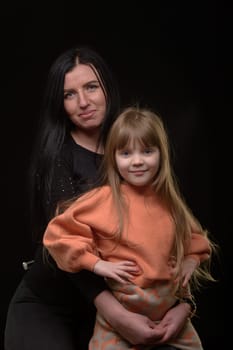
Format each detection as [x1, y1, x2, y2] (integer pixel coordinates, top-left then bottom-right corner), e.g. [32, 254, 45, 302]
[116, 123, 158, 149]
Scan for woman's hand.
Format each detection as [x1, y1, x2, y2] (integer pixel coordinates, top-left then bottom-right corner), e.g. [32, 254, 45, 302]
[94, 290, 191, 346]
[94, 290, 165, 345]
[155, 302, 191, 344]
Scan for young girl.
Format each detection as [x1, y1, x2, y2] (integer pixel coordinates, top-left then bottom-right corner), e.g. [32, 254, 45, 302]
[43, 106, 215, 350]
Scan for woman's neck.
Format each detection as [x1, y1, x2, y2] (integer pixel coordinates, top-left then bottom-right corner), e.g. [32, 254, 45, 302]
[71, 129, 104, 154]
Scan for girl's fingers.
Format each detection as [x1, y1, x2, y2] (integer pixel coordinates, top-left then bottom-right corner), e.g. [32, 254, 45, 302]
[118, 261, 141, 272]
[120, 261, 137, 266]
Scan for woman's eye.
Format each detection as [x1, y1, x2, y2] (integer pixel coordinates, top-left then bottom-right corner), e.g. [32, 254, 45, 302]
[86, 84, 99, 91]
[64, 91, 75, 99]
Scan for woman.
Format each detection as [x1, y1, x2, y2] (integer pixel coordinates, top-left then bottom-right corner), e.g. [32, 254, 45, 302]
[4, 46, 192, 350]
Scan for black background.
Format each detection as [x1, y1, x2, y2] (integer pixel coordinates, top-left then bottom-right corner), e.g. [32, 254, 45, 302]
[1, 2, 231, 349]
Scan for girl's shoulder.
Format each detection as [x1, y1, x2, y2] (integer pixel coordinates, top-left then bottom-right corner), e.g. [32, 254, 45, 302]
[86, 185, 112, 199]
[69, 185, 112, 211]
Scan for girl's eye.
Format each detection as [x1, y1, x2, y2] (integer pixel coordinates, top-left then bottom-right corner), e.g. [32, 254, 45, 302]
[117, 149, 130, 157]
[144, 147, 157, 154]
[122, 151, 130, 156]
[144, 148, 152, 154]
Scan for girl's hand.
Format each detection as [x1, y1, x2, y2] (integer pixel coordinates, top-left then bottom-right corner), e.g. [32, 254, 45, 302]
[93, 260, 140, 283]
[180, 257, 199, 287]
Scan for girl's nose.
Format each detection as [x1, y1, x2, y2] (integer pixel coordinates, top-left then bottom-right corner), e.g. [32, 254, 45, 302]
[132, 154, 143, 165]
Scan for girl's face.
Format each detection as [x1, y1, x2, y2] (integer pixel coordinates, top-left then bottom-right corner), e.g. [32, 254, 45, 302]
[115, 139, 160, 187]
[64, 64, 106, 132]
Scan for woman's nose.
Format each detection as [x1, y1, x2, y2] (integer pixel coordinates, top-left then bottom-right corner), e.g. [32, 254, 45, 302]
[78, 91, 88, 107]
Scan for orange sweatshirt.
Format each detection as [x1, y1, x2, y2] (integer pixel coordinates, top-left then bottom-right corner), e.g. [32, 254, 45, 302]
[43, 184, 211, 288]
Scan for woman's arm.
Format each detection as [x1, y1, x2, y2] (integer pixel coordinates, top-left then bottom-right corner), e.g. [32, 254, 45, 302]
[94, 290, 164, 345]
[94, 290, 191, 346]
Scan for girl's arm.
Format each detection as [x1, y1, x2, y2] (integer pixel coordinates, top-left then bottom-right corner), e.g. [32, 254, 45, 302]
[187, 232, 211, 263]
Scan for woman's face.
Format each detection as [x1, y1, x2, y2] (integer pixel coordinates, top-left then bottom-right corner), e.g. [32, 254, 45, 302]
[64, 64, 106, 132]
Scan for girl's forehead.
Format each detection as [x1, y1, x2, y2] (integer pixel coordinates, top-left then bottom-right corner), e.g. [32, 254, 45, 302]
[117, 136, 151, 148]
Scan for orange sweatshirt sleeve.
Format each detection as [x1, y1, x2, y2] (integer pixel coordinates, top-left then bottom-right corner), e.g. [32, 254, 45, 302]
[43, 204, 100, 273]
[185, 232, 211, 264]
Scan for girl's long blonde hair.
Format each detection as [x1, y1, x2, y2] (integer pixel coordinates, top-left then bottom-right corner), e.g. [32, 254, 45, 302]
[100, 106, 217, 291]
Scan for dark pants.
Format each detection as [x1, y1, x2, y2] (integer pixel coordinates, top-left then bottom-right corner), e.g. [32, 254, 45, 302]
[5, 280, 178, 350]
[4, 280, 95, 350]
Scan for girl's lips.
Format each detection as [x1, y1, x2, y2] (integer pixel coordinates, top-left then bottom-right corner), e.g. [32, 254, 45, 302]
[130, 170, 147, 176]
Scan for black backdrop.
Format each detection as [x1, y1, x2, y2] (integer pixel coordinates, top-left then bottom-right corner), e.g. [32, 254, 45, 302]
[1, 2, 231, 349]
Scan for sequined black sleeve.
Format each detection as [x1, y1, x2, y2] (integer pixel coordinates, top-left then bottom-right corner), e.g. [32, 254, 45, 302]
[48, 142, 109, 303]
[49, 154, 77, 210]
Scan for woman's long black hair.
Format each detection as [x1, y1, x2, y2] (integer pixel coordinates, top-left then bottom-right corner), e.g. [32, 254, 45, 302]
[29, 46, 121, 242]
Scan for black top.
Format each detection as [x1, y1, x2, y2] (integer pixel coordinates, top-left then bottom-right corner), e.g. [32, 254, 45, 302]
[24, 136, 108, 305]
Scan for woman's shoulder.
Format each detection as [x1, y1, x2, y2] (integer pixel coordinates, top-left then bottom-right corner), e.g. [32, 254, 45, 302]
[57, 135, 86, 162]
[61, 135, 102, 162]
[61, 135, 76, 153]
